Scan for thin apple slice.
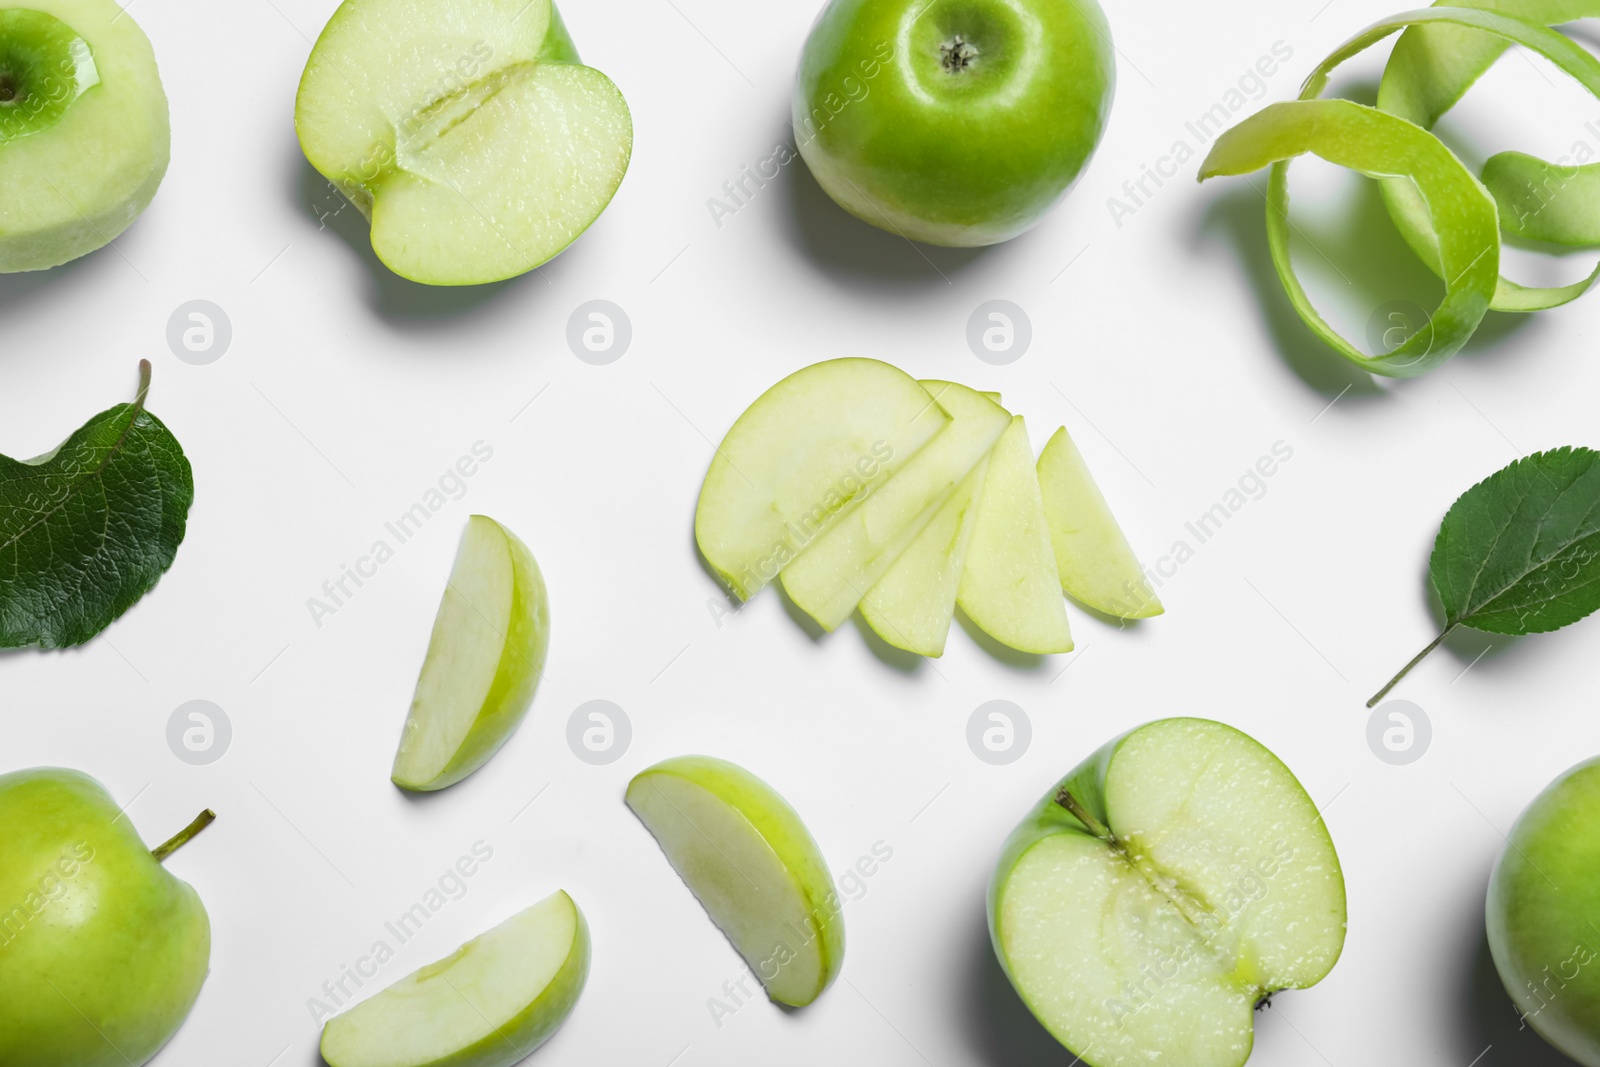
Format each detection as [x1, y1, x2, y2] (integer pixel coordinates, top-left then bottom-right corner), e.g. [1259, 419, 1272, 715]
[626, 756, 843, 1007]
[780, 381, 1010, 631]
[392, 515, 549, 792]
[957, 416, 1072, 654]
[695, 359, 949, 600]
[990, 719, 1346, 1067]
[859, 454, 991, 656]
[1038, 426, 1162, 619]
[320, 891, 589, 1067]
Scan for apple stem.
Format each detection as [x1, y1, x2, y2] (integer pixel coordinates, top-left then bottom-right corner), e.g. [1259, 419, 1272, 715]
[1367, 626, 1456, 708]
[1055, 788, 1115, 844]
[152, 809, 216, 863]
[133, 359, 152, 412]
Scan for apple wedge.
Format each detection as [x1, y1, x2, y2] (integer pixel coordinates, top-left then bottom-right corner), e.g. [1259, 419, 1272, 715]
[990, 718, 1346, 1067]
[781, 381, 1010, 631]
[320, 891, 589, 1067]
[296, 0, 632, 285]
[957, 416, 1072, 654]
[626, 756, 843, 1007]
[392, 515, 549, 792]
[1038, 426, 1162, 619]
[695, 358, 949, 600]
[859, 452, 991, 656]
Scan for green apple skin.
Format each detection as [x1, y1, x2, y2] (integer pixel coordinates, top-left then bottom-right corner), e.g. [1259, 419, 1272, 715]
[0, 0, 170, 271]
[793, 0, 1115, 246]
[0, 769, 210, 1067]
[1488, 757, 1600, 1065]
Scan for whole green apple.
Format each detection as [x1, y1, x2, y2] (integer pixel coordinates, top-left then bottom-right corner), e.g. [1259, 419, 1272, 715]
[793, 0, 1115, 246]
[1488, 757, 1600, 1065]
[0, 768, 213, 1067]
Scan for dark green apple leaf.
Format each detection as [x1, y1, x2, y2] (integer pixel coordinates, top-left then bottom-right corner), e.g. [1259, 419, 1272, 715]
[1369, 447, 1600, 705]
[0, 361, 194, 649]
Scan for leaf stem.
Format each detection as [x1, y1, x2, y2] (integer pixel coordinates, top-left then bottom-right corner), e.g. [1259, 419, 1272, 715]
[133, 359, 152, 412]
[1368, 625, 1457, 707]
[151, 809, 215, 863]
[1055, 788, 1115, 843]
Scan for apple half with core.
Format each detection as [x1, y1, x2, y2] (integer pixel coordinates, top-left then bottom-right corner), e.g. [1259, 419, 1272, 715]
[320, 891, 590, 1067]
[627, 755, 844, 1006]
[793, 0, 1115, 245]
[1487, 757, 1600, 1065]
[0, 0, 169, 272]
[0, 768, 213, 1067]
[392, 515, 549, 792]
[296, 0, 632, 285]
[990, 718, 1346, 1067]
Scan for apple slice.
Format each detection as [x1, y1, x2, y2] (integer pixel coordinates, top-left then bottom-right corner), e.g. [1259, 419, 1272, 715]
[695, 358, 950, 600]
[780, 381, 1010, 631]
[990, 718, 1347, 1067]
[392, 515, 549, 792]
[320, 891, 589, 1067]
[1, 0, 169, 272]
[296, 0, 631, 285]
[626, 755, 843, 1007]
[956, 416, 1072, 654]
[859, 452, 991, 656]
[1038, 426, 1162, 619]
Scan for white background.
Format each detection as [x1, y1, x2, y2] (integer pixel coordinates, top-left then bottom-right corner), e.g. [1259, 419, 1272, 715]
[3, 0, 1598, 1063]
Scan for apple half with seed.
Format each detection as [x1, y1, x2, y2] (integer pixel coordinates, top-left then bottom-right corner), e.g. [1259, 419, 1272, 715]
[320, 891, 589, 1067]
[627, 755, 844, 1007]
[1, 0, 169, 272]
[296, 0, 632, 285]
[990, 718, 1346, 1067]
[392, 515, 549, 792]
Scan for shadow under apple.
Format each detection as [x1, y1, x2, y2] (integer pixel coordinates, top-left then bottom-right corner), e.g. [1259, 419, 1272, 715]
[954, 896, 1085, 1065]
[1452, 890, 1577, 1066]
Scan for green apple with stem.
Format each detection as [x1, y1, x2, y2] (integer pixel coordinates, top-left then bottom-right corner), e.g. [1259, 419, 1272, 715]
[0, 768, 213, 1067]
[990, 718, 1346, 1067]
[392, 515, 549, 792]
[1487, 756, 1600, 1065]
[627, 755, 844, 1007]
[321, 890, 589, 1067]
[296, 0, 631, 285]
[0, 0, 169, 272]
[793, 0, 1115, 245]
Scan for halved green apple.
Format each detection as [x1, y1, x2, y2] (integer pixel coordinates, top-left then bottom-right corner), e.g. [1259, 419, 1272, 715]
[990, 718, 1347, 1067]
[392, 515, 549, 792]
[780, 381, 1010, 631]
[0, 0, 169, 272]
[695, 358, 949, 600]
[1038, 426, 1162, 619]
[295, 0, 632, 285]
[320, 890, 589, 1067]
[626, 755, 843, 1007]
[957, 416, 1072, 654]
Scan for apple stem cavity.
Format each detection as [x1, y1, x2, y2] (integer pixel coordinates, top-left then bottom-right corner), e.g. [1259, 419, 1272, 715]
[1367, 624, 1456, 707]
[1055, 788, 1115, 844]
[152, 809, 216, 863]
[940, 35, 979, 74]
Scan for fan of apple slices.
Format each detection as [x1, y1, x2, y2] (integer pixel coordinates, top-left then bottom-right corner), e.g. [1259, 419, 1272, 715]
[694, 359, 1161, 657]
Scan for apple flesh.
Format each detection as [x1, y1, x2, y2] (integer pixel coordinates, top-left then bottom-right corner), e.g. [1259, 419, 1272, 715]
[781, 381, 1010, 631]
[0, 768, 212, 1067]
[957, 415, 1072, 654]
[320, 890, 589, 1067]
[392, 515, 549, 792]
[296, 0, 631, 285]
[1038, 426, 1162, 619]
[626, 755, 844, 1007]
[1487, 757, 1600, 1065]
[0, 0, 169, 272]
[990, 718, 1346, 1067]
[793, 0, 1115, 246]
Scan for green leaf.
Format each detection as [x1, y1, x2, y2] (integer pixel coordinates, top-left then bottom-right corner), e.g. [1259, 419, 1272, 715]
[1369, 447, 1600, 705]
[0, 361, 194, 649]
